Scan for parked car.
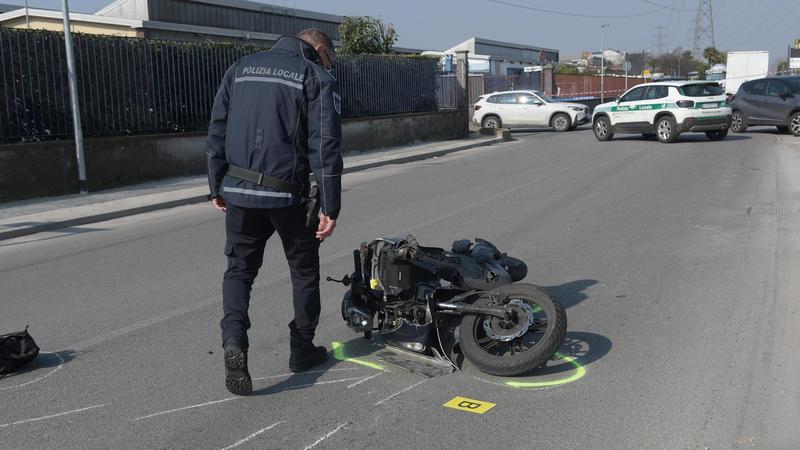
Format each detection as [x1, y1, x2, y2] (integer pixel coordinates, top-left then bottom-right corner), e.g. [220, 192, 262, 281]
[473, 90, 589, 131]
[592, 81, 732, 143]
[729, 76, 800, 136]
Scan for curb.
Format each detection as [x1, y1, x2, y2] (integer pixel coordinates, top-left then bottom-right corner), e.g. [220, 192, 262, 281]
[0, 136, 508, 241]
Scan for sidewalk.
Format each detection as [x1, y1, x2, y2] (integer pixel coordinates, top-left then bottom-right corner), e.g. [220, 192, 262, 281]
[0, 133, 508, 240]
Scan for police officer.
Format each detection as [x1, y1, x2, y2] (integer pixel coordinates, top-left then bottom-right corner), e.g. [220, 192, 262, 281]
[207, 29, 342, 396]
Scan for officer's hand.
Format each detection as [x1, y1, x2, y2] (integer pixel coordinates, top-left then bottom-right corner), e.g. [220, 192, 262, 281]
[212, 195, 227, 213]
[316, 213, 336, 241]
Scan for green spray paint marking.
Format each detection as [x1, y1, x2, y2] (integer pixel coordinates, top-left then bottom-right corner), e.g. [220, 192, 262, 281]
[504, 352, 586, 388]
[331, 341, 385, 371]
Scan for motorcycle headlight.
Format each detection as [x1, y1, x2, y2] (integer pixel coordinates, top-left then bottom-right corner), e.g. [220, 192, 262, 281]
[568, 106, 584, 111]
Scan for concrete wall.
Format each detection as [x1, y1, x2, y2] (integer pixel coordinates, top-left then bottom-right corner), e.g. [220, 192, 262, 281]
[0, 109, 469, 202]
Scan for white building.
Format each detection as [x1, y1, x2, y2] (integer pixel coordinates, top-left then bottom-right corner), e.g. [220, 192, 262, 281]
[423, 36, 559, 76]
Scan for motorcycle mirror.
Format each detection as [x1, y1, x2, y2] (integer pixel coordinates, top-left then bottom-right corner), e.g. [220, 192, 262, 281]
[326, 275, 351, 286]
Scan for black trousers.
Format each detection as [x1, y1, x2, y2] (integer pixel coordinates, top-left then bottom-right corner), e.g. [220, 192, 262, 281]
[220, 203, 321, 350]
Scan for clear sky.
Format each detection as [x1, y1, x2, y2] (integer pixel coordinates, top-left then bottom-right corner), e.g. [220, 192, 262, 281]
[6, 0, 799, 68]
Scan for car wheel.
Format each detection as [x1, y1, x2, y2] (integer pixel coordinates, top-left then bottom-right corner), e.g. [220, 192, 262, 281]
[776, 125, 789, 134]
[730, 111, 747, 133]
[593, 116, 614, 141]
[656, 116, 680, 143]
[482, 115, 502, 129]
[706, 129, 728, 141]
[791, 112, 800, 137]
[551, 113, 571, 132]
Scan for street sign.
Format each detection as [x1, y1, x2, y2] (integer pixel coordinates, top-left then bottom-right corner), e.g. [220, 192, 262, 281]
[524, 66, 542, 72]
[623, 61, 632, 72]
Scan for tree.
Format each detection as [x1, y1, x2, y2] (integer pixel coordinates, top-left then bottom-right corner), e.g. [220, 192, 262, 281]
[649, 48, 704, 77]
[703, 47, 727, 65]
[339, 16, 398, 55]
[554, 64, 581, 75]
[777, 59, 790, 73]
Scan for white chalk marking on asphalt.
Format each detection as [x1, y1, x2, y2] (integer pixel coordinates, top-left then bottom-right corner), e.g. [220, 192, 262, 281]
[251, 367, 357, 381]
[0, 403, 109, 429]
[347, 371, 383, 389]
[219, 420, 285, 450]
[302, 422, 349, 450]
[374, 378, 427, 406]
[283, 376, 372, 390]
[130, 397, 241, 422]
[133, 374, 370, 422]
[0, 352, 64, 391]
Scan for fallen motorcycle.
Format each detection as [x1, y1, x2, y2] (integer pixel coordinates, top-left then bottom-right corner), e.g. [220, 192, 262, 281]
[328, 235, 566, 376]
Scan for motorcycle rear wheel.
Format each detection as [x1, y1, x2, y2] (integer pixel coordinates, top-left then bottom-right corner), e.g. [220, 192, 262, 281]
[459, 283, 566, 376]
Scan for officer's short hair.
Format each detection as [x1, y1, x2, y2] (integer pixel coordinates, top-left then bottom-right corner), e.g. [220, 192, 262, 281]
[297, 28, 334, 51]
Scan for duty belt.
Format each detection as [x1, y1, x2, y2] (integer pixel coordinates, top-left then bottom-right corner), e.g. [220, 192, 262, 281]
[226, 165, 309, 197]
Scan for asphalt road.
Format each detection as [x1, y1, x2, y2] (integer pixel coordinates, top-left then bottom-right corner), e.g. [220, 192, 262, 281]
[2, 127, 800, 449]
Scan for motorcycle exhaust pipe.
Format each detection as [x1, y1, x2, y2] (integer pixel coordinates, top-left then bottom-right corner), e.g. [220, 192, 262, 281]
[436, 302, 511, 319]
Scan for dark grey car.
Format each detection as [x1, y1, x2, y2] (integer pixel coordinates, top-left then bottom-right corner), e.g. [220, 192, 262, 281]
[730, 76, 800, 136]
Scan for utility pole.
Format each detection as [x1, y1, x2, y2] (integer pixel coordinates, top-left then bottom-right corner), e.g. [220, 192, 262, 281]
[601, 24, 610, 103]
[692, 0, 715, 60]
[61, 0, 87, 193]
[24, 0, 30, 28]
[624, 51, 628, 90]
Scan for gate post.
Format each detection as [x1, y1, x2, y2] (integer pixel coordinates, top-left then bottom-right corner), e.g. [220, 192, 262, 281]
[542, 64, 554, 96]
[455, 50, 470, 109]
[455, 50, 471, 133]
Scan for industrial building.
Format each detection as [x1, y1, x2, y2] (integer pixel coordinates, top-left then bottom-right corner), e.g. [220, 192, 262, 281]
[424, 37, 559, 76]
[0, 0, 343, 45]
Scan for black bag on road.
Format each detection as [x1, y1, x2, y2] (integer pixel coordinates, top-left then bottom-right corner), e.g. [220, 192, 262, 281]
[0, 327, 40, 375]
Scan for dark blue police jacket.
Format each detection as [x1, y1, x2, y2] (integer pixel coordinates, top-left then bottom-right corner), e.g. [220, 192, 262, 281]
[207, 35, 343, 219]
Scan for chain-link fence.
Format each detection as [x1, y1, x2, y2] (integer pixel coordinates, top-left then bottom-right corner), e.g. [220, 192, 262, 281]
[0, 29, 441, 144]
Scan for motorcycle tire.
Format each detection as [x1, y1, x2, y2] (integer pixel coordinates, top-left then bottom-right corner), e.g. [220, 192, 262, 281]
[459, 283, 566, 376]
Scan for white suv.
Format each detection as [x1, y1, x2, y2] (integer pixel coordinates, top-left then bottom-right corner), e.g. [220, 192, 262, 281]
[592, 81, 732, 143]
[473, 90, 590, 132]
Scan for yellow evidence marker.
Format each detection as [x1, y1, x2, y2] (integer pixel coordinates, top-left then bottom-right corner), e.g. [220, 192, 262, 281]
[443, 396, 496, 414]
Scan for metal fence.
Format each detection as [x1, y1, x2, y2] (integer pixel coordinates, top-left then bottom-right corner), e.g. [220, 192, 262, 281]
[553, 74, 646, 99]
[0, 28, 440, 144]
[334, 55, 438, 118]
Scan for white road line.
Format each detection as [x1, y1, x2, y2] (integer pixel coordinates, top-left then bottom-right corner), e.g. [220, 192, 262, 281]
[347, 371, 383, 389]
[130, 397, 240, 422]
[251, 367, 357, 381]
[220, 420, 285, 450]
[0, 352, 64, 391]
[374, 378, 427, 406]
[302, 422, 349, 450]
[0, 403, 109, 428]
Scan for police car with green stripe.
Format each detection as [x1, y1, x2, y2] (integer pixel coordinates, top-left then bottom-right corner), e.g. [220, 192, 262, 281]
[592, 81, 732, 143]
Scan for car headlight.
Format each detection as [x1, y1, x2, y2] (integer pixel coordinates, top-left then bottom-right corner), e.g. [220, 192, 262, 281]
[568, 106, 584, 111]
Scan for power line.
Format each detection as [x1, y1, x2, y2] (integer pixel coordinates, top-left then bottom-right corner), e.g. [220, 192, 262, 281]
[640, 0, 694, 12]
[487, 0, 660, 18]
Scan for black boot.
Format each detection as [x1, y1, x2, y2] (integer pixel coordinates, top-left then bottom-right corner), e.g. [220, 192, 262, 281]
[289, 341, 328, 373]
[223, 337, 252, 396]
